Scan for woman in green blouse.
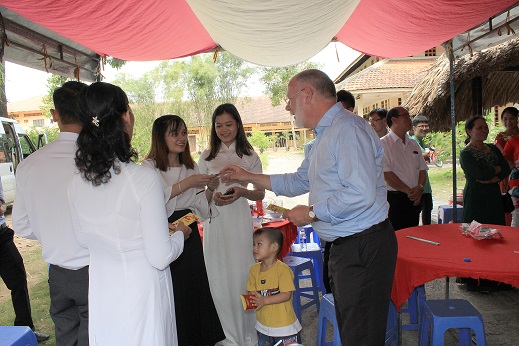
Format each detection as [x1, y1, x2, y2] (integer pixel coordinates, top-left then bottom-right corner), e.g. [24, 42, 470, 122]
[460, 116, 511, 225]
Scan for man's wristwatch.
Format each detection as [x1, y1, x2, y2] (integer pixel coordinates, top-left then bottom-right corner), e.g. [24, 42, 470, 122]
[309, 205, 319, 221]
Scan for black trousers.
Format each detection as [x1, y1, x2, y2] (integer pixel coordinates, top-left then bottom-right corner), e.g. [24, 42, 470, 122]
[329, 219, 397, 346]
[0, 225, 34, 329]
[49, 264, 89, 346]
[421, 193, 433, 225]
[387, 191, 422, 231]
[322, 241, 332, 294]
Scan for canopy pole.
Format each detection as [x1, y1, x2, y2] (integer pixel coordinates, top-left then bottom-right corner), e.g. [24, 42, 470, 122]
[449, 45, 458, 221]
[447, 40, 458, 300]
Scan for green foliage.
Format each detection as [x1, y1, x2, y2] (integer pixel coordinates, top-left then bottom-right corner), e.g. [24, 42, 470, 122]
[428, 165, 466, 201]
[259, 152, 269, 169]
[111, 52, 254, 156]
[424, 114, 501, 162]
[106, 57, 127, 69]
[248, 130, 271, 153]
[260, 62, 321, 106]
[26, 126, 60, 146]
[40, 74, 72, 120]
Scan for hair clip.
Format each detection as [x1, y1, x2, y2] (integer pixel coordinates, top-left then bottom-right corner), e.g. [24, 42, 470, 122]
[92, 116, 100, 127]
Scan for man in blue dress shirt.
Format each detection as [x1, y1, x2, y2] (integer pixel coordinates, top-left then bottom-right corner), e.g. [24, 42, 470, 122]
[221, 69, 398, 346]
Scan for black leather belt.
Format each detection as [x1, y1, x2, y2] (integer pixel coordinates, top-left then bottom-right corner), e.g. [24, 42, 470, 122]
[332, 218, 390, 245]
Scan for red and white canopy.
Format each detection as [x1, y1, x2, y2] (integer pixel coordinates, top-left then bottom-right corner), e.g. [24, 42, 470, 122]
[0, 0, 516, 66]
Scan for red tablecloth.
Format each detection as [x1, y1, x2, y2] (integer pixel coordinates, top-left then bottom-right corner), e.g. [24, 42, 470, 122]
[198, 219, 298, 258]
[391, 224, 519, 308]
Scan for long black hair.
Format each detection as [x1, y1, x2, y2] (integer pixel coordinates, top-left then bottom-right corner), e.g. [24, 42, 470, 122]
[205, 103, 253, 161]
[75, 82, 137, 186]
[146, 115, 195, 171]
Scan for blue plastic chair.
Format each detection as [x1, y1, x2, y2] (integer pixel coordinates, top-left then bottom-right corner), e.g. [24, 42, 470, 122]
[402, 285, 426, 330]
[419, 299, 486, 346]
[386, 301, 399, 346]
[316, 293, 341, 346]
[289, 242, 325, 293]
[0, 326, 38, 346]
[316, 293, 399, 346]
[283, 256, 320, 322]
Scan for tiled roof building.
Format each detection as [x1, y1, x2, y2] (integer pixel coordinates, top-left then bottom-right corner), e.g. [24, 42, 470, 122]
[335, 46, 443, 117]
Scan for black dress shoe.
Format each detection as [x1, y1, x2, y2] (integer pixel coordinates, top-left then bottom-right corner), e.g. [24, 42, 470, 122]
[33, 331, 50, 343]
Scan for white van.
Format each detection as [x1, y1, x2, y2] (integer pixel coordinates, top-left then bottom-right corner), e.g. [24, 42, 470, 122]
[0, 117, 38, 204]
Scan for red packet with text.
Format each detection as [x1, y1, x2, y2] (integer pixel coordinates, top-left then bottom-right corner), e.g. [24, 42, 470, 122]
[170, 213, 200, 235]
[240, 293, 256, 310]
[266, 203, 289, 214]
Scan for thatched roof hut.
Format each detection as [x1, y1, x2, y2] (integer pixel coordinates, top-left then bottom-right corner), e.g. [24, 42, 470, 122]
[404, 38, 519, 131]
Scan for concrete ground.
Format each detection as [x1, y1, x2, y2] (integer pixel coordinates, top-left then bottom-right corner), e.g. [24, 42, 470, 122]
[263, 152, 519, 346]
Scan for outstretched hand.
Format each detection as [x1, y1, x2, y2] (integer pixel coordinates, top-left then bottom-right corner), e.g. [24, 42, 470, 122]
[219, 165, 252, 184]
[184, 174, 213, 190]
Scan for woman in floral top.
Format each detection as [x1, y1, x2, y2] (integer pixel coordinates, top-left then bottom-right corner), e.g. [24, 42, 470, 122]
[460, 116, 513, 292]
[461, 116, 510, 225]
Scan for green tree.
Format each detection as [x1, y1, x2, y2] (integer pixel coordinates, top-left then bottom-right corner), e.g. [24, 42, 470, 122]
[426, 113, 500, 163]
[259, 62, 320, 107]
[26, 126, 60, 146]
[151, 52, 255, 150]
[0, 62, 7, 118]
[112, 72, 177, 160]
[109, 52, 254, 157]
[248, 130, 271, 153]
[260, 62, 319, 149]
[40, 74, 70, 120]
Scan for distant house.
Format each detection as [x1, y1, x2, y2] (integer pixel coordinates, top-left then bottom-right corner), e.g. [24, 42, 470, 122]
[7, 95, 52, 129]
[334, 46, 444, 117]
[238, 96, 312, 149]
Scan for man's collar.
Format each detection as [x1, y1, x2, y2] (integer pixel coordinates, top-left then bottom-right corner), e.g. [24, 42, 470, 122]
[315, 103, 344, 133]
[388, 130, 408, 143]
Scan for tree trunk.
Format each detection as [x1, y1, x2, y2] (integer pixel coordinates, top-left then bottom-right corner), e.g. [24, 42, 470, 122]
[0, 58, 7, 118]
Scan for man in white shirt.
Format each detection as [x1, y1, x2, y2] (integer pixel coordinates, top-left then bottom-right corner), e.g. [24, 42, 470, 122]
[13, 81, 89, 346]
[381, 106, 428, 230]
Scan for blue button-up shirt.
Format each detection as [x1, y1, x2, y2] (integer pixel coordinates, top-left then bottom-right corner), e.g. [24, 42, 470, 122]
[270, 103, 388, 241]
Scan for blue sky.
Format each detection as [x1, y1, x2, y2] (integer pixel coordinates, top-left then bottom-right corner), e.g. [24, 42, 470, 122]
[4, 42, 360, 104]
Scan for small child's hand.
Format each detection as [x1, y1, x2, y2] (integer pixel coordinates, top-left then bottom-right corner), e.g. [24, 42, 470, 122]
[253, 291, 266, 310]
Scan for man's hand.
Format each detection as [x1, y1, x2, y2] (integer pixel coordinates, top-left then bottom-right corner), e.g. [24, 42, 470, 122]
[285, 205, 314, 227]
[407, 186, 423, 206]
[219, 165, 252, 184]
[0, 202, 5, 217]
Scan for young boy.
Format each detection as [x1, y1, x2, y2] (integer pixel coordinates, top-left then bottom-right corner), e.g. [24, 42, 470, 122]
[246, 227, 302, 346]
